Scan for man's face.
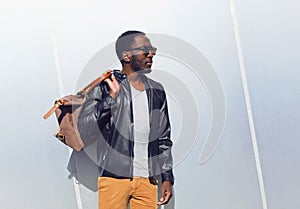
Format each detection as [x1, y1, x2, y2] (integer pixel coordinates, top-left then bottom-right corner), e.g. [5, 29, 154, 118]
[128, 35, 156, 74]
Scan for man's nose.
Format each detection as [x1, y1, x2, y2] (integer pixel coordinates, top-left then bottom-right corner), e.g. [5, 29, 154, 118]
[147, 51, 155, 57]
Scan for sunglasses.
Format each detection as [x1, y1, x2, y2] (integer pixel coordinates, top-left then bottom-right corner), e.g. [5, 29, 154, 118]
[127, 46, 157, 56]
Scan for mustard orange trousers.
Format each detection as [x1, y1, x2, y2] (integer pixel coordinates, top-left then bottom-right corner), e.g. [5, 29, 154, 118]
[98, 177, 158, 209]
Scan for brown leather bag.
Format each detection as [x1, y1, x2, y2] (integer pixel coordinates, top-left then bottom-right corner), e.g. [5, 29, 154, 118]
[43, 71, 112, 151]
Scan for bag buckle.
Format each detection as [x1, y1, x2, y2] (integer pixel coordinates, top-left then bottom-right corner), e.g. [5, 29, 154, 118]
[55, 99, 65, 107]
[56, 133, 66, 144]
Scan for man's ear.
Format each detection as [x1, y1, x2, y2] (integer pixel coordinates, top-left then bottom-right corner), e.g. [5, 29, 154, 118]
[122, 51, 130, 62]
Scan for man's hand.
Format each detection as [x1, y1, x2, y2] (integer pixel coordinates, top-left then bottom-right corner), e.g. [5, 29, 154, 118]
[157, 181, 172, 205]
[104, 72, 120, 99]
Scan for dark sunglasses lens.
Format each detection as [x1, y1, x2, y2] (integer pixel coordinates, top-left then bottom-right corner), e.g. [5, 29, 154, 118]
[144, 46, 156, 55]
[144, 46, 150, 54]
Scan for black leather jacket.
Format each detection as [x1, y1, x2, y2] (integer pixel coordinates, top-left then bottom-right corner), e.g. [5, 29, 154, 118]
[77, 70, 174, 184]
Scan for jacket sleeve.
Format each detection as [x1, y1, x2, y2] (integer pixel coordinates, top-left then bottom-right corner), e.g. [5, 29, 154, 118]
[158, 89, 175, 185]
[77, 83, 116, 144]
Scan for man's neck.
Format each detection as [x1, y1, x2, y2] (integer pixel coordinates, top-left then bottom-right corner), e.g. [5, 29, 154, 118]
[130, 76, 145, 91]
[121, 66, 146, 91]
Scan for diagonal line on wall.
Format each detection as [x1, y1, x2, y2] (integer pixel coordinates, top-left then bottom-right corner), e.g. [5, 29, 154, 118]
[49, 1, 84, 209]
[229, 1, 268, 209]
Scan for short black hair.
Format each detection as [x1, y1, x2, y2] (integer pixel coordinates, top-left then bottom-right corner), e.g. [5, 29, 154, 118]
[115, 30, 145, 64]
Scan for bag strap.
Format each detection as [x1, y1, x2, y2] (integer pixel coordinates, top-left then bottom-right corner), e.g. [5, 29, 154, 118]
[43, 71, 112, 119]
[79, 71, 112, 95]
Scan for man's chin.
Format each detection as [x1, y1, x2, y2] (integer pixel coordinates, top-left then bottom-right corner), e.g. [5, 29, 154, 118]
[142, 68, 152, 74]
[135, 68, 152, 74]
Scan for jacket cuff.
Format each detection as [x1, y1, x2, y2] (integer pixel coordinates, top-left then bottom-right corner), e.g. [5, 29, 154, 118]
[161, 173, 174, 186]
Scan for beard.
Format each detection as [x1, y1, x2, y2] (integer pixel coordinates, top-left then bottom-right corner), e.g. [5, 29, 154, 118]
[139, 68, 152, 74]
[130, 55, 152, 74]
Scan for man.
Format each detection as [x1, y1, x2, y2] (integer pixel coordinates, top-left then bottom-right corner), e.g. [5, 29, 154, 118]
[77, 30, 174, 209]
